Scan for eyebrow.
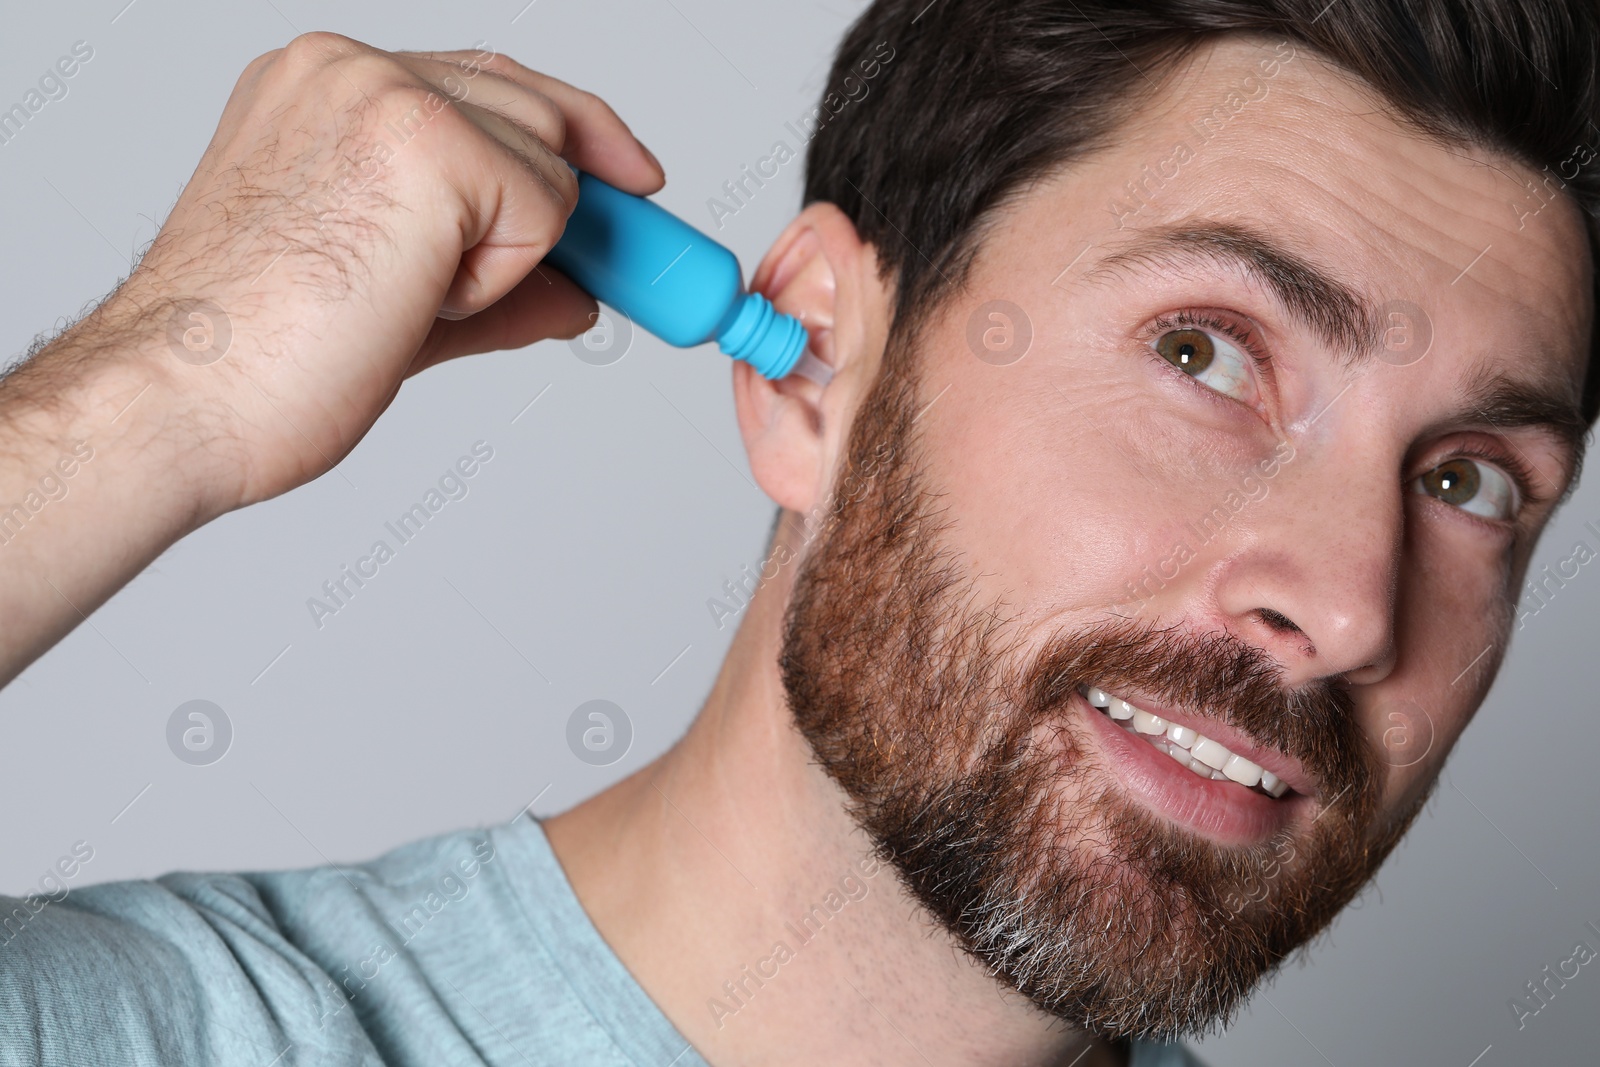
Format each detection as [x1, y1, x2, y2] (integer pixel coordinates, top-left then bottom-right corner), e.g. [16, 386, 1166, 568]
[1459, 363, 1589, 486]
[1082, 221, 1383, 364]
[1082, 219, 1591, 470]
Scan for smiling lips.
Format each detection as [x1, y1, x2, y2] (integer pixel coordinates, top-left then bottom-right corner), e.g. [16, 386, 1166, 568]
[1082, 685, 1292, 798]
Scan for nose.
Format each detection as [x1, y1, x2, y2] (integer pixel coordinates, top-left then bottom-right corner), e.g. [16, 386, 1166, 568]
[1209, 446, 1403, 687]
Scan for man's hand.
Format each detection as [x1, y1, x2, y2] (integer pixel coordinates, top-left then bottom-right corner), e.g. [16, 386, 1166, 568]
[123, 32, 663, 512]
[0, 33, 662, 684]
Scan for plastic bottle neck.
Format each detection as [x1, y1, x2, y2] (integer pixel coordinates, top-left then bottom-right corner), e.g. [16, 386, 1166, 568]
[715, 291, 808, 379]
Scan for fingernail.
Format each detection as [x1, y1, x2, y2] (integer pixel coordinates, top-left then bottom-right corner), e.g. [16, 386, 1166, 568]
[641, 143, 663, 174]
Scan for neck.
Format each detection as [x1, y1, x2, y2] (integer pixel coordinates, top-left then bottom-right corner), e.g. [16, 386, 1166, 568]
[544, 560, 1123, 1067]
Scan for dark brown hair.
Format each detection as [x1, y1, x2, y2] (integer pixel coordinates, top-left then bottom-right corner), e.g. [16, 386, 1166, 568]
[803, 0, 1600, 420]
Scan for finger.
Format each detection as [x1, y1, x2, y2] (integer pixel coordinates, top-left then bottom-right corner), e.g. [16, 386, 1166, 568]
[388, 55, 579, 216]
[407, 263, 597, 376]
[391, 55, 570, 156]
[434, 97, 579, 317]
[449, 96, 578, 213]
[383, 56, 583, 318]
[399, 48, 665, 195]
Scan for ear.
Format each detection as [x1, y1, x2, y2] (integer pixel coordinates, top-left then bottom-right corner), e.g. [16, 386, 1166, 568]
[733, 202, 887, 516]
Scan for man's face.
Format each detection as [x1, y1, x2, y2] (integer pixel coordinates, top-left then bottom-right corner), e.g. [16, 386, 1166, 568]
[778, 36, 1592, 1039]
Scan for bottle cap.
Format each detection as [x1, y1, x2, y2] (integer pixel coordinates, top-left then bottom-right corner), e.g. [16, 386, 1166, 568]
[716, 292, 809, 379]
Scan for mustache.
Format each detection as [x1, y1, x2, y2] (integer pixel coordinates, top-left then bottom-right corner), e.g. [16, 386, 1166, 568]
[1014, 616, 1375, 811]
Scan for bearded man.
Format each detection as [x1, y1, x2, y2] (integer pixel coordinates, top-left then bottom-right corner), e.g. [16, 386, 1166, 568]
[0, 1, 1595, 1064]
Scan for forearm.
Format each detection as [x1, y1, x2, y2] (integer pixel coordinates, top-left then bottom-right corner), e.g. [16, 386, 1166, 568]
[0, 290, 226, 687]
[0, 34, 664, 688]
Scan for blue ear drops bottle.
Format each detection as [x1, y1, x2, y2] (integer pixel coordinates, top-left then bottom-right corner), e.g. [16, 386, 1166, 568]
[544, 169, 826, 383]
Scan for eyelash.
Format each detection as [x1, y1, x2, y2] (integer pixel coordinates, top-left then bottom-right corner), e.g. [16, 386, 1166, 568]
[1144, 307, 1544, 518]
[1148, 309, 1273, 370]
[1432, 444, 1541, 519]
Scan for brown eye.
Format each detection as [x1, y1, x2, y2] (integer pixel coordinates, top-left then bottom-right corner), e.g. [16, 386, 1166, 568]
[1420, 459, 1479, 506]
[1414, 457, 1515, 520]
[1147, 322, 1260, 405]
[1155, 328, 1214, 375]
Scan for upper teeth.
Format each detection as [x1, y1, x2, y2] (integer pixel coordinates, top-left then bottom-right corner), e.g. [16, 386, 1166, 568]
[1084, 686, 1289, 798]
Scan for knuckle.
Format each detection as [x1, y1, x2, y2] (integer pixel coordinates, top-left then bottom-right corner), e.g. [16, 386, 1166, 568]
[473, 52, 520, 79]
[583, 90, 621, 124]
[240, 48, 284, 80]
[536, 104, 566, 150]
[569, 84, 624, 130]
[373, 82, 458, 132]
[508, 157, 575, 243]
[487, 90, 564, 152]
[467, 64, 516, 90]
[457, 66, 517, 105]
[476, 51, 545, 88]
[545, 152, 579, 204]
[337, 51, 417, 94]
[531, 202, 568, 251]
[280, 31, 364, 71]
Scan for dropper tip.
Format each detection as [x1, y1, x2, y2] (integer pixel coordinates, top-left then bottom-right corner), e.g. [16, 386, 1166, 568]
[789, 349, 835, 387]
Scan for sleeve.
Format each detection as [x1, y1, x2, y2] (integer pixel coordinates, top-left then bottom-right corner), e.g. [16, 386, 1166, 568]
[0, 876, 384, 1067]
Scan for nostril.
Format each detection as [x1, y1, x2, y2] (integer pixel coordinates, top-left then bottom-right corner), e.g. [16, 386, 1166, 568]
[1256, 608, 1302, 635]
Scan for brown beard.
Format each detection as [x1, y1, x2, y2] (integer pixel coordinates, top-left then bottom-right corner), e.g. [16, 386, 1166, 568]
[777, 343, 1420, 1040]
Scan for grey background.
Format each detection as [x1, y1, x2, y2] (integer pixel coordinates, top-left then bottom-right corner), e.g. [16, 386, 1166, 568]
[0, 1, 1595, 1063]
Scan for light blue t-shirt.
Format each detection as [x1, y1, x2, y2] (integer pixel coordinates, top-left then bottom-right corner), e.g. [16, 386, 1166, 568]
[0, 817, 1203, 1066]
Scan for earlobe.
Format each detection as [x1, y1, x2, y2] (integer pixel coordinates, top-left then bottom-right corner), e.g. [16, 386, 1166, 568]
[733, 203, 880, 517]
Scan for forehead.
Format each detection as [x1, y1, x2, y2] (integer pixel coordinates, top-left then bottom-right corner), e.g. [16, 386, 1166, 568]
[1014, 34, 1593, 403]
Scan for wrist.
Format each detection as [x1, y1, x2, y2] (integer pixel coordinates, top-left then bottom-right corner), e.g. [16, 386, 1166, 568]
[3, 283, 247, 534]
[0, 280, 259, 682]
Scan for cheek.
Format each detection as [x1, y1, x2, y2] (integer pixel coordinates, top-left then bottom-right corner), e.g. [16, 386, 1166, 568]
[914, 337, 1239, 616]
[1364, 505, 1512, 808]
